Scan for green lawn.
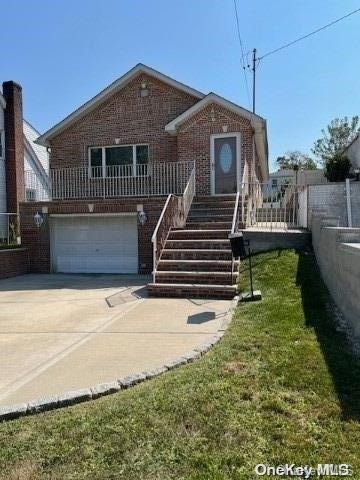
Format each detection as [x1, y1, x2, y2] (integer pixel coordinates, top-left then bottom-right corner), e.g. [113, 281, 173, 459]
[1, 250, 360, 480]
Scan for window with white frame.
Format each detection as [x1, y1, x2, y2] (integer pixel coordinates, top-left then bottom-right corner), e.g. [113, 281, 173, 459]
[89, 144, 149, 177]
[0, 130, 4, 159]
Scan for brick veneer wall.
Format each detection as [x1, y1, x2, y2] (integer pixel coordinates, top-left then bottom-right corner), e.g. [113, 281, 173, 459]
[176, 103, 255, 195]
[47, 72, 265, 196]
[20, 198, 165, 274]
[0, 248, 29, 279]
[3, 81, 25, 213]
[49, 73, 199, 169]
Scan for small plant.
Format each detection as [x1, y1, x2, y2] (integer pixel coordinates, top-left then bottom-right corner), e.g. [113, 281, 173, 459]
[324, 154, 351, 182]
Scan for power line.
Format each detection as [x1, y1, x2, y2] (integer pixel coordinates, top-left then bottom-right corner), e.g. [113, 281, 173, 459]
[233, 0, 251, 107]
[258, 7, 360, 60]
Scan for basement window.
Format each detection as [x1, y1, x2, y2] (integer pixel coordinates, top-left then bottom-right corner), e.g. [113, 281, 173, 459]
[89, 144, 149, 177]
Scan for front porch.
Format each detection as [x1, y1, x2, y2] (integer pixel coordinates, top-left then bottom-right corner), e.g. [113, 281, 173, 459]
[24, 160, 195, 201]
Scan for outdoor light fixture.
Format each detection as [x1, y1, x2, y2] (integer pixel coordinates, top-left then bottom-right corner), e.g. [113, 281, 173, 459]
[354, 168, 360, 181]
[228, 231, 261, 302]
[137, 210, 147, 225]
[34, 211, 44, 228]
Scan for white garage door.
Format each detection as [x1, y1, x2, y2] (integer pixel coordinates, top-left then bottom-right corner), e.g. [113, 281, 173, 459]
[51, 215, 138, 274]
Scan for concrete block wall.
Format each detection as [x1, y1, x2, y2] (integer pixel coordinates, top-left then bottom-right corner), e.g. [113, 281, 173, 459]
[308, 183, 348, 227]
[311, 214, 360, 338]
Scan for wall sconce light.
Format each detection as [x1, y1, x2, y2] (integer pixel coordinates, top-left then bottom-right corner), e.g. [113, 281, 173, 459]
[137, 210, 147, 225]
[222, 125, 228, 133]
[88, 203, 94, 213]
[140, 82, 149, 97]
[354, 168, 360, 181]
[34, 211, 44, 228]
[114, 138, 120, 145]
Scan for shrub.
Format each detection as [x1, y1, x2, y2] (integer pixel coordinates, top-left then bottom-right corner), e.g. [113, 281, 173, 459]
[324, 154, 351, 182]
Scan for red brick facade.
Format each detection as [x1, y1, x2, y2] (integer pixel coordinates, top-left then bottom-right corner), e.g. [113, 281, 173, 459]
[0, 248, 29, 279]
[20, 198, 165, 274]
[50, 74, 199, 169]
[177, 103, 255, 195]
[48, 72, 262, 195]
[19, 68, 266, 275]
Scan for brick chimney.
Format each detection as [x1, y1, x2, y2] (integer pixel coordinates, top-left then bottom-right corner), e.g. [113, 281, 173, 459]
[2, 81, 24, 213]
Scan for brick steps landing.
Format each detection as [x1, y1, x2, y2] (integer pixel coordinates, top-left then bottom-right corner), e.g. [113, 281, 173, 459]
[156, 259, 239, 272]
[169, 229, 229, 239]
[148, 195, 240, 299]
[147, 283, 237, 299]
[154, 271, 235, 285]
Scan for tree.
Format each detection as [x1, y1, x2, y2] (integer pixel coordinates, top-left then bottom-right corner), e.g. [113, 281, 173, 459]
[312, 116, 360, 164]
[276, 151, 317, 170]
[324, 153, 351, 182]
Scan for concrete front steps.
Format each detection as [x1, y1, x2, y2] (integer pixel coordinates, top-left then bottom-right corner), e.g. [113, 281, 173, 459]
[148, 195, 240, 299]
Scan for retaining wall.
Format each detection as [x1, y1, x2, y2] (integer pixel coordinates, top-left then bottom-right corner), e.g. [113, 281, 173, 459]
[311, 214, 360, 337]
[0, 248, 29, 279]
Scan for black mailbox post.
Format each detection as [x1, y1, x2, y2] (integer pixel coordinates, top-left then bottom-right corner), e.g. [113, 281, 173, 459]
[228, 232, 261, 302]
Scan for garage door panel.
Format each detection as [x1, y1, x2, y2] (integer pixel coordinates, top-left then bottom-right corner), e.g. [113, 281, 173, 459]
[51, 216, 138, 274]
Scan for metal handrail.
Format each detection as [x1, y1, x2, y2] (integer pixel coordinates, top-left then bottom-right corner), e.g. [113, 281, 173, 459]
[151, 163, 196, 282]
[230, 191, 241, 285]
[231, 191, 241, 234]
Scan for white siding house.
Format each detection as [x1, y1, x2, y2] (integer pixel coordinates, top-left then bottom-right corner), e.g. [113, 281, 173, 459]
[23, 120, 50, 202]
[344, 134, 360, 171]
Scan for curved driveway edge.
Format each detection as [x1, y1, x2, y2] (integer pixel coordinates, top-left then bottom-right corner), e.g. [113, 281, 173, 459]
[0, 273, 238, 421]
[0, 312, 234, 422]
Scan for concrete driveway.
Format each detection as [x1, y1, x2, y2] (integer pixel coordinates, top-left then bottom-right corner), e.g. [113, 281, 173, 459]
[0, 274, 232, 406]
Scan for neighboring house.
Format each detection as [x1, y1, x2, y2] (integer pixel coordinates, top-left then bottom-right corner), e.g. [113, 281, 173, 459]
[343, 134, 360, 171]
[0, 82, 49, 240]
[21, 63, 269, 298]
[268, 168, 327, 189]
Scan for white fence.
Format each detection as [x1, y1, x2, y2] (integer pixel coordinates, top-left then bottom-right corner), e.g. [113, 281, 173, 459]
[243, 182, 307, 230]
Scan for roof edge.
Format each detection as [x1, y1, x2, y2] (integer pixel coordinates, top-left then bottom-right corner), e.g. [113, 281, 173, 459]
[36, 64, 205, 146]
[165, 93, 266, 134]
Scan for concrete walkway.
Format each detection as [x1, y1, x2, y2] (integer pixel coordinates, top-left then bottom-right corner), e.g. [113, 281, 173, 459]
[0, 274, 232, 406]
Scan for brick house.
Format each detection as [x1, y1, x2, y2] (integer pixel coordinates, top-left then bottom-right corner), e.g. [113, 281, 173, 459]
[21, 63, 269, 298]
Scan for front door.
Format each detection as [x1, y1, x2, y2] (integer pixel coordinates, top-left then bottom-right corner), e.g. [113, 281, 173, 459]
[211, 134, 241, 195]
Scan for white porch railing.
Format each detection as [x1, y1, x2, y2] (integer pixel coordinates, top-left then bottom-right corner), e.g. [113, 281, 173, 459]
[23, 161, 195, 201]
[151, 162, 196, 282]
[243, 182, 307, 230]
[0, 213, 21, 246]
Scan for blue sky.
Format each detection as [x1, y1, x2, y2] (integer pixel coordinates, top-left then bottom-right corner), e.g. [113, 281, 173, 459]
[1, 0, 359, 171]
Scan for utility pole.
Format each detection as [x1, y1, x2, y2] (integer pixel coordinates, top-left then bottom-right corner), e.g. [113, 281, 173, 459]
[252, 48, 257, 114]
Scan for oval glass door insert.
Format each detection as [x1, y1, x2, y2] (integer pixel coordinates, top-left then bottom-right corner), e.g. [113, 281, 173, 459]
[219, 143, 233, 173]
